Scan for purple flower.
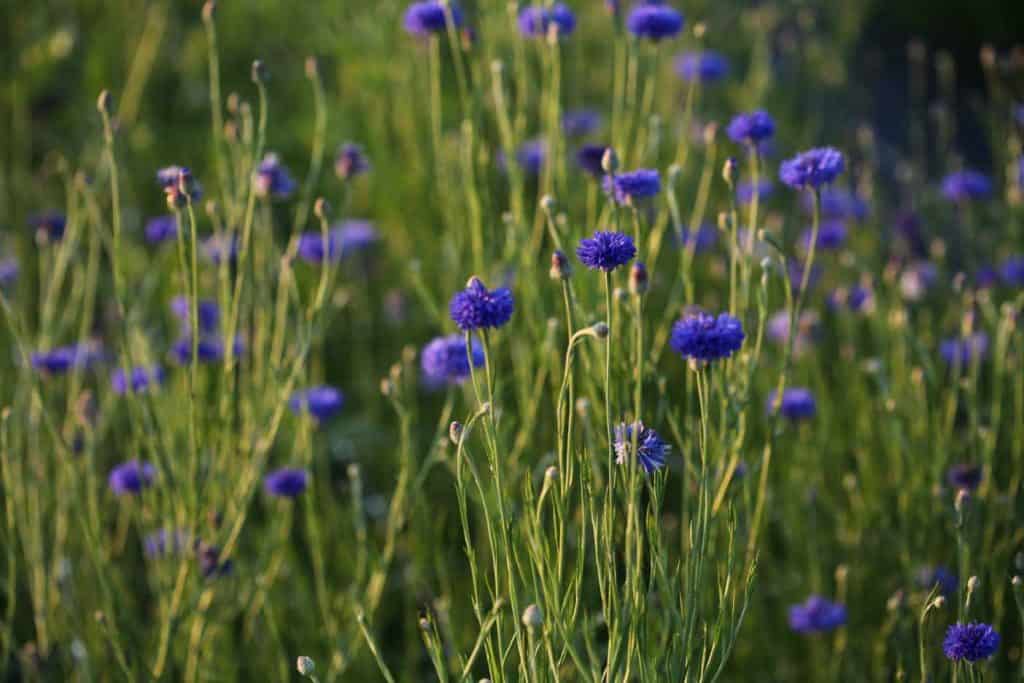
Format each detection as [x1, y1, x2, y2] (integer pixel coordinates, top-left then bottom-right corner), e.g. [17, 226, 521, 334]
[726, 111, 775, 145]
[800, 220, 847, 252]
[767, 387, 816, 420]
[767, 310, 819, 354]
[254, 153, 297, 199]
[576, 144, 610, 177]
[941, 170, 992, 202]
[171, 336, 244, 364]
[946, 464, 982, 492]
[108, 460, 156, 496]
[28, 212, 67, 243]
[677, 224, 718, 253]
[779, 148, 846, 189]
[674, 51, 729, 83]
[613, 422, 670, 473]
[974, 266, 999, 290]
[563, 109, 602, 137]
[203, 234, 239, 265]
[263, 467, 309, 498]
[737, 180, 774, 205]
[420, 334, 484, 388]
[788, 260, 822, 294]
[827, 284, 873, 313]
[31, 344, 100, 375]
[518, 3, 576, 38]
[196, 542, 233, 579]
[576, 231, 637, 271]
[1000, 255, 1024, 287]
[916, 566, 957, 597]
[145, 215, 178, 244]
[788, 595, 847, 633]
[670, 312, 745, 362]
[288, 386, 345, 422]
[157, 166, 203, 206]
[808, 188, 869, 221]
[626, 2, 684, 41]
[0, 258, 18, 288]
[170, 296, 220, 334]
[939, 333, 988, 367]
[515, 139, 547, 176]
[943, 623, 999, 662]
[111, 366, 165, 395]
[449, 277, 514, 331]
[335, 143, 371, 180]
[144, 528, 189, 558]
[403, 1, 462, 36]
[603, 169, 661, 205]
[296, 231, 339, 264]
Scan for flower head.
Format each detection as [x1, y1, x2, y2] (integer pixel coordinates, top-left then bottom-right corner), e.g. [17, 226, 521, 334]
[263, 467, 309, 498]
[254, 153, 297, 199]
[518, 4, 576, 38]
[28, 212, 67, 243]
[941, 171, 992, 202]
[145, 215, 178, 244]
[421, 334, 484, 388]
[157, 166, 203, 206]
[603, 169, 661, 205]
[788, 595, 847, 633]
[288, 386, 345, 422]
[576, 231, 636, 272]
[170, 296, 221, 334]
[675, 51, 729, 84]
[767, 387, 816, 420]
[0, 259, 18, 288]
[943, 623, 1000, 662]
[449, 277, 514, 331]
[111, 366, 165, 395]
[514, 139, 547, 176]
[576, 144, 610, 178]
[108, 460, 157, 496]
[670, 312, 745, 362]
[202, 233, 239, 265]
[626, 2, 684, 41]
[403, 1, 462, 36]
[946, 464, 982, 492]
[1000, 255, 1024, 287]
[726, 111, 775, 145]
[613, 422, 670, 473]
[917, 566, 957, 597]
[335, 143, 371, 180]
[827, 284, 874, 314]
[677, 224, 718, 254]
[563, 109, 602, 137]
[171, 335, 243, 364]
[940, 333, 989, 367]
[810, 188, 869, 221]
[31, 344, 100, 375]
[779, 148, 846, 189]
[800, 220, 848, 252]
[737, 180, 774, 205]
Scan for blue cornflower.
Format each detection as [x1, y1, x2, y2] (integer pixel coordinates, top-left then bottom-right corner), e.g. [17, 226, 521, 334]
[563, 109, 602, 137]
[939, 333, 988, 367]
[31, 344, 99, 375]
[767, 387, 816, 420]
[254, 153, 297, 199]
[0, 258, 18, 288]
[827, 284, 873, 313]
[296, 231, 340, 264]
[917, 566, 958, 597]
[576, 144, 610, 177]
[946, 463, 982, 492]
[196, 542, 234, 579]
[109, 460, 157, 496]
[515, 139, 547, 176]
[111, 366, 165, 395]
[974, 266, 999, 290]
[603, 168, 661, 205]
[788, 595, 847, 633]
[202, 233, 239, 265]
[943, 623, 1000, 662]
[28, 212, 67, 243]
[726, 111, 775, 146]
[145, 215, 178, 244]
[670, 312, 745, 362]
[613, 422, 670, 473]
[288, 386, 345, 422]
[674, 51, 729, 83]
[335, 143, 371, 180]
[576, 231, 636, 271]
[518, 3, 576, 38]
[737, 180, 774, 205]
[334, 220, 380, 255]
[170, 296, 220, 334]
[626, 2, 684, 41]
[941, 170, 992, 202]
[808, 188, 869, 221]
[264, 467, 309, 498]
[157, 166, 203, 205]
[449, 277, 515, 331]
[421, 334, 484, 388]
[780, 148, 846, 189]
[677, 224, 718, 254]
[1000, 255, 1024, 287]
[171, 335, 243, 364]
[788, 260, 822, 293]
[800, 220, 848, 251]
[403, 1, 462, 36]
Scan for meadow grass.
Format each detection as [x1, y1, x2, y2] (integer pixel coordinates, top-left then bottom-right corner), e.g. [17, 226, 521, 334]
[1, 1, 1024, 681]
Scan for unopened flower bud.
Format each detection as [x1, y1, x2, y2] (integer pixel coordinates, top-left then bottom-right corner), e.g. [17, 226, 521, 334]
[449, 421, 463, 444]
[251, 60, 267, 84]
[629, 261, 648, 296]
[601, 148, 619, 174]
[296, 656, 316, 676]
[544, 466, 558, 481]
[521, 604, 543, 628]
[722, 157, 738, 186]
[550, 250, 571, 280]
[202, 1, 216, 21]
[305, 56, 318, 80]
[593, 322, 609, 338]
[96, 89, 112, 115]
[314, 198, 330, 219]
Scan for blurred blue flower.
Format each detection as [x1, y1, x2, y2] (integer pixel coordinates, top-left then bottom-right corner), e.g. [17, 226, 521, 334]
[807, 188, 869, 221]
[28, 212, 67, 243]
[916, 566, 957, 597]
[626, 2, 684, 41]
[145, 215, 178, 244]
[518, 4, 576, 38]
[576, 231, 636, 271]
[676, 224, 718, 253]
[603, 169, 661, 205]
[288, 386, 345, 422]
[736, 180, 774, 205]
[170, 296, 221, 334]
[563, 109, 602, 137]
[203, 233, 239, 265]
[1000, 254, 1024, 287]
[254, 153, 297, 199]
[788, 595, 847, 633]
[939, 333, 988, 367]
[421, 334, 484, 388]
[171, 335, 243, 364]
[403, 1, 461, 36]
[726, 111, 775, 145]
[800, 220, 847, 251]
[674, 51, 729, 83]
[335, 143, 371, 180]
[941, 170, 992, 202]
[109, 460, 156, 496]
[766, 387, 816, 420]
[576, 144, 609, 177]
[0, 258, 18, 288]
[946, 463, 982, 492]
[264, 467, 309, 498]
[780, 148, 845, 189]
[111, 366, 165, 395]
[613, 422, 670, 473]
